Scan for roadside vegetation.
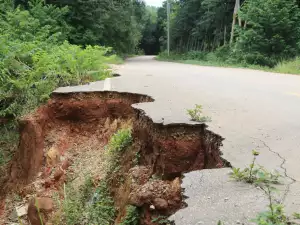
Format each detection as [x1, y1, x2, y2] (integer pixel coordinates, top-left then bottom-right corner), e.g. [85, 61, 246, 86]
[155, 0, 300, 75]
[231, 150, 300, 225]
[0, 0, 152, 168]
[187, 104, 211, 123]
[58, 128, 133, 224]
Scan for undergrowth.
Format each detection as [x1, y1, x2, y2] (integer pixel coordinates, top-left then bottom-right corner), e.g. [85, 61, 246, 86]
[151, 215, 172, 225]
[231, 150, 280, 185]
[119, 205, 140, 225]
[63, 178, 115, 225]
[106, 128, 133, 175]
[231, 150, 300, 225]
[187, 104, 211, 123]
[0, 122, 18, 167]
[157, 51, 300, 75]
[63, 128, 133, 224]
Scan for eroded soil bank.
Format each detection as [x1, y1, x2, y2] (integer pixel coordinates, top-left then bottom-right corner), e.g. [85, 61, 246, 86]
[0, 91, 226, 225]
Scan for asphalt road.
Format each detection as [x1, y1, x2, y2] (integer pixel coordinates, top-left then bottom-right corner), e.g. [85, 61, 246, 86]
[56, 56, 300, 224]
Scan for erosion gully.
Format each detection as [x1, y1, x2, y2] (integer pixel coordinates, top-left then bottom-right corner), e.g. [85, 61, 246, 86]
[0, 91, 229, 225]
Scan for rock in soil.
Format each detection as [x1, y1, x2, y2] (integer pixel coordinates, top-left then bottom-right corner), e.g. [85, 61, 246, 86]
[28, 197, 53, 225]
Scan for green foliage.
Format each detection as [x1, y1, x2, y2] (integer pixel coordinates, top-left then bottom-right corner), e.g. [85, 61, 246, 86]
[187, 104, 211, 123]
[134, 151, 141, 166]
[231, 150, 280, 185]
[52, 0, 147, 54]
[63, 178, 116, 225]
[0, 122, 18, 166]
[230, 150, 296, 225]
[163, 0, 234, 52]
[293, 213, 300, 219]
[233, 0, 300, 67]
[0, 0, 113, 119]
[151, 215, 171, 224]
[86, 181, 116, 225]
[106, 128, 133, 155]
[119, 205, 140, 225]
[253, 204, 289, 225]
[105, 128, 132, 175]
[274, 57, 300, 75]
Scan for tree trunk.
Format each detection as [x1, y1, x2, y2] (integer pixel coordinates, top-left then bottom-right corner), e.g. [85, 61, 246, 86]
[224, 25, 227, 46]
[230, 0, 240, 44]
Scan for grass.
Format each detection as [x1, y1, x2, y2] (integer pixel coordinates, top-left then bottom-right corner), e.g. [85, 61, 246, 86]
[156, 54, 270, 72]
[63, 178, 116, 225]
[62, 128, 133, 225]
[108, 55, 125, 65]
[274, 57, 300, 75]
[157, 53, 300, 75]
[119, 205, 140, 225]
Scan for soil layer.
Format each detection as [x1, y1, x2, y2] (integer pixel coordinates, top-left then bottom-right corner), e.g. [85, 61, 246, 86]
[0, 91, 226, 225]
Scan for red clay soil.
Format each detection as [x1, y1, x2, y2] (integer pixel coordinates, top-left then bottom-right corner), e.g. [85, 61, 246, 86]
[0, 91, 226, 225]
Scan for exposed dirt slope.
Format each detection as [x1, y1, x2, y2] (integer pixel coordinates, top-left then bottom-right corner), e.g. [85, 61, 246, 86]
[0, 91, 227, 225]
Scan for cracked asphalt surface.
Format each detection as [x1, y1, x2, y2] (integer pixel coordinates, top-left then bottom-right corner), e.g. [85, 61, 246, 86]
[55, 56, 300, 224]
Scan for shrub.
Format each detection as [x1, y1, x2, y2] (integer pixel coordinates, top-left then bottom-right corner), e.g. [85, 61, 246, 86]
[233, 0, 300, 67]
[0, 1, 114, 119]
[274, 57, 300, 75]
[231, 150, 280, 185]
[119, 205, 140, 225]
[106, 128, 133, 154]
[183, 51, 207, 61]
[187, 104, 211, 123]
[63, 178, 116, 225]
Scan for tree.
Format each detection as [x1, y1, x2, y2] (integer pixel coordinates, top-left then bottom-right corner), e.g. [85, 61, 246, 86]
[230, 0, 241, 44]
[233, 0, 300, 67]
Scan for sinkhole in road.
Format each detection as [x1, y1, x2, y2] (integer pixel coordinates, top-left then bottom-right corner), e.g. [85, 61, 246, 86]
[1, 91, 228, 225]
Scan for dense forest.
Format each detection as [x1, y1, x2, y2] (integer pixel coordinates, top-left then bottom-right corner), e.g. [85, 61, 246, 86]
[155, 0, 300, 68]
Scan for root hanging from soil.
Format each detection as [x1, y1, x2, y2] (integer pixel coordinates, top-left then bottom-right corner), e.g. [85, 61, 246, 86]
[0, 91, 228, 225]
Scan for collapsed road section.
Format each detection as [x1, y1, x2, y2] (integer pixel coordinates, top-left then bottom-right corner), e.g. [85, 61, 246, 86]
[0, 91, 228, 225]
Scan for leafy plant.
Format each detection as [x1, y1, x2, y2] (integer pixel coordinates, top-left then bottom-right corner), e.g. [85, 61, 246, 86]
[105, 128, 133, 177]
[63, 178, 115, 225]
[106, 128, 133, 154]
[87, 181, 116, 225]
[293, 213, 300, 219]
[231, 150, 280, 185]
[134, 151, 141, 166]
[253, 204, 288, 225]
[187, 104, 211, 123]
[119, 205, 140, 225]
[0, 1, 114, 119]
[0, 122, 18, 166]
[151, 215, 172, 224]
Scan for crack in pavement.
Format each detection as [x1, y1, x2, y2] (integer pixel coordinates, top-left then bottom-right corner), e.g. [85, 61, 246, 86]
[252, 137, 296, 203]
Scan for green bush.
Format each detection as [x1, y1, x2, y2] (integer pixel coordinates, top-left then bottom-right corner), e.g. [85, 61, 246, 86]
[106, 128, 133, 154]
[63, 178, 116, 225]
[274, 57, 300, 75]
[183, 51, 207, 61]
[233, 0, 300, 67]
[119, 205, 140, 225]
[0, 0, 114, 118]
